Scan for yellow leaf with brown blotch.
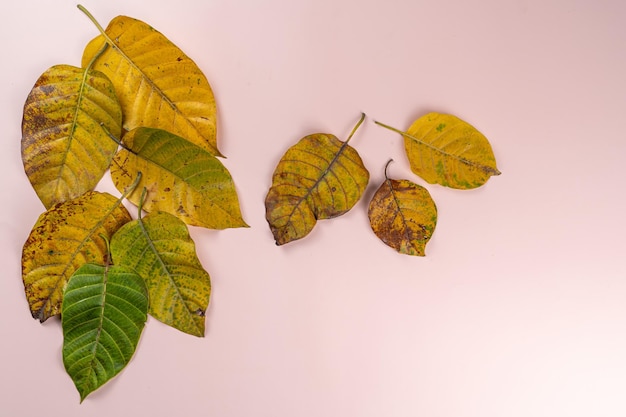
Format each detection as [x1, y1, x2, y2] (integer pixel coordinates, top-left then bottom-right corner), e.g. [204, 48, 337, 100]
[21, 63, 122, 209]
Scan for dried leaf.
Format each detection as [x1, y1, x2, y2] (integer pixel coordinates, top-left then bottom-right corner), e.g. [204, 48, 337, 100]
[21, 191, 132, 322]
[80, 7, 220, 155]
[265, 114, 369, 245]
[110, 127, 247, 230]
[368, 161, 437, 256]
[21, 63, 122, 209]
[62, 263, 148, 402]
[376, 113, 501, 189]
[111, 209, 211, 337]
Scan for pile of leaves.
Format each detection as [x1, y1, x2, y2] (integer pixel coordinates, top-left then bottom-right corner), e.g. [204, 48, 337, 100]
[264, 112, 500, 255]
[19, 5, 500, 403]
[20, 5, 246, 401]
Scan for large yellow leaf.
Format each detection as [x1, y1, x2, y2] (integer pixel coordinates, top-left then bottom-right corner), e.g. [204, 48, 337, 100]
[111, 209, 211, 337]
[110, 127, 247, 230]
[376, 113, 501, 189]
[21, 63, 122, 209]
[265, 114, 369, 245]
[80, 7, 220, 156]
[368, 162, 437, 256]
[21, 191, 132, 322]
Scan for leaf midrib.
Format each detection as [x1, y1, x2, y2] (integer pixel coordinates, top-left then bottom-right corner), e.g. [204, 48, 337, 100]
[137, 216, 202, 334]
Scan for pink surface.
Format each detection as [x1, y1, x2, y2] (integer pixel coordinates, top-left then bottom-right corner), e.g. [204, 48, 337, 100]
[2, 0, 626, 416]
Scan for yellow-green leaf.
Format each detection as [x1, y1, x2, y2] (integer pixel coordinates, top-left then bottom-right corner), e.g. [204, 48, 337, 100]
[265, 114, 369, 245]
[376, 113, 501, 189]
[80, 8, 220, 156]
[62, 263, 148, 402]
[110, 127, 247, 230]
[21, 191, 132, 322]
[111, 210, 210, 337]
[21, 63, 122, 209]
[368, 162, 437, 256]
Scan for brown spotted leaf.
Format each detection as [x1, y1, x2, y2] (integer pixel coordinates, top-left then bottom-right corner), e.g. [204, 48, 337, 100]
[376, 113, 500, 189]
[21, 63, 122, 209]
[21, 191, 132, 322]
[368, 162, 437, 256]
[265, 114, 369, 245]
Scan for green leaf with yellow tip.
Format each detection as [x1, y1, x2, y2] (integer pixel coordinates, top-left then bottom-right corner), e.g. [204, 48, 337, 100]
[110, 208, 211, 337]
[265, 114, 369, 245]
[376, 113, 501, 189]
[110, 127, 247, 230]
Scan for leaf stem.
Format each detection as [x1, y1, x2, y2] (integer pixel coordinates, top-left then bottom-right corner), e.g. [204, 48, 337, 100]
[345, 112, 366, 143]
[383, 159, 394, 180]
[84, 42, 109, 71]
[373, 120, 406, 137]
[77, 4, 108, 36]
[121, 171, 143, 200]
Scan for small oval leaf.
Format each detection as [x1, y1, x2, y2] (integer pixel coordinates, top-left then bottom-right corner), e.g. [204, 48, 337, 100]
[265, 115, 369, 245]
[110, 127, 247, 230]
[81, 13, 220, 155]
[368, 168, 437, 256]
[378, 113, 500, 189]
[62, 263, 148, 402]
[110, 210, 211, 337]
[21, 191, 132, 322]
[21, 64, 122, 209]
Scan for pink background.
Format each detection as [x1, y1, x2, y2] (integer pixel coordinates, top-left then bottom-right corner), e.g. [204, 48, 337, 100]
[2, 0, 626, 415]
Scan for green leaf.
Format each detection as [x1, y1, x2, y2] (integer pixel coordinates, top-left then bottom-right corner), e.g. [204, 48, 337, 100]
[265, 114, 369, 245]
[368, 161, 437, 256]
[110, 210, 211, 337]
[21, 191, 132, 322]
[376, 113, 501, 189]
[21, 62, 122, 209]
[110, 127, 247, 230]
[62, 263, 148, 402]
[79, 7, 220, 156]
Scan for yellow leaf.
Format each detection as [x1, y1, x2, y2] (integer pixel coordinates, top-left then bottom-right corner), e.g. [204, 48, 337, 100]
[110, 127, 247, 230]
[368, 161, 437, 256]
[80, 7, 220, 156]
[21, 63, 122, 209]
[21, 191, 132, 322]
[265, 114, 369, 245]
[376, 113, 501, 189]
[111, 210, 211, 337]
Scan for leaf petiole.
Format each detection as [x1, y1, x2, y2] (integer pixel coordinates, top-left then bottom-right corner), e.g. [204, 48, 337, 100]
[345, 112, 366, 144]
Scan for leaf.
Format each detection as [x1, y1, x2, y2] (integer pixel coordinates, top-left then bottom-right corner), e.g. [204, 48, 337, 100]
[62, 263, 148, 402]
[79, 7, 220, 156]
[21, 191, 132, 322]
[110, 209, 211, 337]
[21, 61, 122, 209]
[368, 161, 437, 256]
[376, 113, 501, 189]
[265, 114, 369, 245]
[110, 127, 247, 230]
